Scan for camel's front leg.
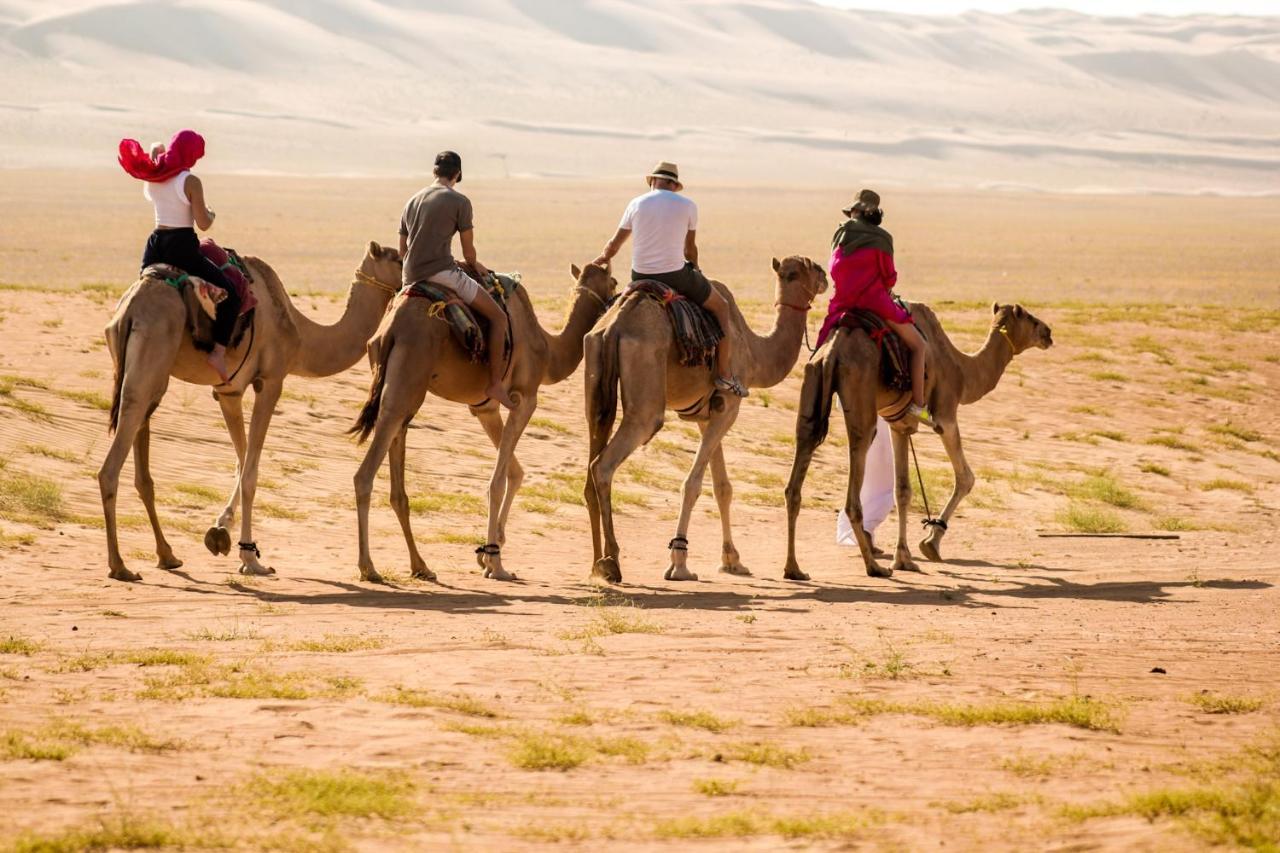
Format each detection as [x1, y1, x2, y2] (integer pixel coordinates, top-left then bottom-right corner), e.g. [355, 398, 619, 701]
[707, 441, 748, 576]
[667, 399, 739, 582]
[919, 418, 972, 562]
[236, 377, 283, 576]
[472, 404, 524, 548]
[843, 409, 889, 578]
[388, 425, 434, 581]
[479, 392, 536, 582]
[204, 391, 247, 558]
[889, 428, 921, 574]
[133, 419, 181, 570]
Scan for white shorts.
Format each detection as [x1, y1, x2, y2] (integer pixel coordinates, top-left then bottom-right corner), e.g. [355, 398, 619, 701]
[426, 266, 482, 305]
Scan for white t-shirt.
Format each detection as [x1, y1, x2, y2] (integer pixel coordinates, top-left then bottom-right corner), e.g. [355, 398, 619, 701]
[618, 189, 698, 275]
[143, 170, 193, 227]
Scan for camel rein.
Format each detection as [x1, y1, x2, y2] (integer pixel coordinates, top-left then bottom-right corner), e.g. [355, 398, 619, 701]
[574, 284, 607, 309]
[909, 434, 947, 533]
[354, 269, 399, 295]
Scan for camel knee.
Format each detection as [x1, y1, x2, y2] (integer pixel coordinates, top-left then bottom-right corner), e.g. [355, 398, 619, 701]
[956, 468, 975, 497]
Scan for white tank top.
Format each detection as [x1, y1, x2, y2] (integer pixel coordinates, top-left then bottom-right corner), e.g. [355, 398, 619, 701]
[143, 170, 193, 227]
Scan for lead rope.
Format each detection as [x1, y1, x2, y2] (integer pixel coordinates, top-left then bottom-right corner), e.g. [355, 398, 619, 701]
[908, 434, 934, 526]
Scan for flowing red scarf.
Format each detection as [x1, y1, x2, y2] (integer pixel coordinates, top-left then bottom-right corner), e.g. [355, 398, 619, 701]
[118, 129, 205, 182]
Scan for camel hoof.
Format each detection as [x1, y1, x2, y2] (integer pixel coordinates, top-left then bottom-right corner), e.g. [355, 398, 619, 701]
[866, 563, 894, 578]
[783, 566, 810, 581]
[109, 567, 143, 582]
[484, 566, 519, 581]
[157, 555, 183, 570]
[893, 557, 922, 574]
[360, 567, 385, 584]
[411, 567, 438, 582]
[591, 557, 622, 584]
[666, 565, 698, 582]
[239, 563, 276, 577]
[204, 526, 232, 557]
[918, 538, 942, 562]
[719, 564, 752, 577]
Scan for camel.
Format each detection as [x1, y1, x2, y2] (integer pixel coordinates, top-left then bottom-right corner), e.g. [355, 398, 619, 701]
[349, 262, 618, 584]
[99, 241, 402, 581]
[782, 301, 1053, 580]
[584, 256, 829, 583]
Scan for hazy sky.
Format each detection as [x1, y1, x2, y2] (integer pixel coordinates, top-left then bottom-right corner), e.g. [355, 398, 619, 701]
[815, 1, 1279, 13]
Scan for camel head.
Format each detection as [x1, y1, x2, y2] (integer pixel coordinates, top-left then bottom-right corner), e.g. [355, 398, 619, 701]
[992, 303, 1053, 352]
[571, 261, 619, 304]
[771, 256, 829, 308]
[360, 241, 403, 290]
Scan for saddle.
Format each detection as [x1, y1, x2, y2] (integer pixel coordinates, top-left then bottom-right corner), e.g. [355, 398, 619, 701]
[402, 267, 520, 364]
[139, 241, 257, 351]
[834, 306, 914, 393]
[624, 279, 722, 368]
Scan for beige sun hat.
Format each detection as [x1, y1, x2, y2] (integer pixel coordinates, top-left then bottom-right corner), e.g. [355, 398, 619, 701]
[842, 188, 881, 217]
[645, 161, 683, 190]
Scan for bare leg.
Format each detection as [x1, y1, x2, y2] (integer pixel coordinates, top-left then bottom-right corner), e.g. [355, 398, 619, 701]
[919, 416, 972, 562]
[667, 399, 739, 582]
[889, 428, 921, 573]
[888, 319, 927, 407]
[703, 290, 737, 385]
[388, 425, 434, 581]
[205, 391, 247, 557]
[133, 419, 181, 570]
[480, 391, 536, 581]
[709, 442, 748, 576]
[235, 377, 283, 576]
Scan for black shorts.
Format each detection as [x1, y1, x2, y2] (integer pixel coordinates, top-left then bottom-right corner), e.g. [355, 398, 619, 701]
[631, 263, 712, 305]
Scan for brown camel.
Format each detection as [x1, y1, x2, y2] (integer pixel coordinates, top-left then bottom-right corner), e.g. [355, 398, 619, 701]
[99, 242, 402, 581]
[783, 302, 1053, 580]
[584, 256, 829, 583]
[349, 263, 618, 584]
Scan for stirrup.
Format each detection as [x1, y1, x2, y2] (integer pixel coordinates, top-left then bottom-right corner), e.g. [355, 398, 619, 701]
[668, 536, 689, 552]
[714, 375, 748, 398]
[238, 541, 261, 557]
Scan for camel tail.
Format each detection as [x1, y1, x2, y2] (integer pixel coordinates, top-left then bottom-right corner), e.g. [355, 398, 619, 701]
[589, 328, 621, 439]
[797, 344, 839, 448]
[106, 317, 132, 435]
[349, 334, 392, 444]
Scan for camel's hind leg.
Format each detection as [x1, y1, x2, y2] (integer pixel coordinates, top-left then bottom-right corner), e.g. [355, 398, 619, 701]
[472, 403, 525, 549]
[234, 377, 283, 576]
[889, 428, 921, 574]
[666, 398, 740, 582]
[709, 442, 748, 576]
[582, 335, 616, 570]
[204, 391, 247, 558]
[388, 425, 434, 581]
[478, 391, 536, 582]
[783, 421, 824, 582]
[842, 401, 889, 578]
[918, 418, 972, 562]
[133, 418, 182, 570]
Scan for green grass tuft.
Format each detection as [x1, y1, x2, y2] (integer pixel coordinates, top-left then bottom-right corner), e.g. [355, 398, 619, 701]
[1139, 462, 1171, 476]
[719, 741, 810, 769]
[1200, 478, 1253, 493]
[654, 810, 879, 840]
[378, 686, 500, 718]
[1189, 692, 1263, 715]
[693, 778, 741, 797]
[658, 710, 738, 733]
[284, 633, 385, 653]
[0, 635, 42, 656]
[1146, 435, 1200, 453]
[0, 469, 66, 528]
[246, 767, 414, 819]
[1208, 423, 1262, 443]
[1057, 501, 1126, 534]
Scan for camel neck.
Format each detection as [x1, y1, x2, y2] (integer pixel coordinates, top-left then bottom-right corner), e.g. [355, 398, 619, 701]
[290, 275, 394, 378]
[743, 301, 811, 389]
[543, 287, 609, 385]
[954, 323, 1015, 404]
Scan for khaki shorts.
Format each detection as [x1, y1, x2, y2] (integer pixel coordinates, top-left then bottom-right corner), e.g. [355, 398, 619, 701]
[631, 263, 712, 305]
[423, 266, 482, 305]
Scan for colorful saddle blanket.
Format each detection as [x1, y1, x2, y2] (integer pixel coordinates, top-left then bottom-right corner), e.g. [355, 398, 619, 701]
[835, 307, 913, 392]
[199, 239, 256, 315]
[403, 269, 520, 364]
[625, 279, 722, 368]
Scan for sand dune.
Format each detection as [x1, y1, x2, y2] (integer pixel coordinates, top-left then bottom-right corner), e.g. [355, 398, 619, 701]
[0, 1, 1277, 190]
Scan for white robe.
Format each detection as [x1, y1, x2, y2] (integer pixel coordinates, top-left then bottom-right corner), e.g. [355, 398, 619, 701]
[836, 416, 894, 545]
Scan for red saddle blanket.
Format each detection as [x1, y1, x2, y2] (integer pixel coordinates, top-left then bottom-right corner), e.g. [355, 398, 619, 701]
[199, 239, 256, 316]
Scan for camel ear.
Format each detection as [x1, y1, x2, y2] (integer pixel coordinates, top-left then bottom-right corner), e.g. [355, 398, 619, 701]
[992, 302, 1001, 315]
[1013, 304, 1025, 318]
[369, 240, 381, 256]
[571, 264, 582, 280]
[772, 257, 781, 273]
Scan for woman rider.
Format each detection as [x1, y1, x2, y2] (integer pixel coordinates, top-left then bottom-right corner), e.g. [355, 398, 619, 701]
[118, 129, 239, 382]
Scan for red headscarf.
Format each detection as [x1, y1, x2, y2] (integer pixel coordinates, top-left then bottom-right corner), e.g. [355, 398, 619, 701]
[118, 129, 205, 182]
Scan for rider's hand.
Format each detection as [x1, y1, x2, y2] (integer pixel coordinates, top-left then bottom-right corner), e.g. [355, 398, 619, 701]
[591, 255, 610, 268]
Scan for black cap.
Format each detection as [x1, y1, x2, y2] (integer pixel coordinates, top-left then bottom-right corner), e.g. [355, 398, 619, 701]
[434, 150, 462, 181]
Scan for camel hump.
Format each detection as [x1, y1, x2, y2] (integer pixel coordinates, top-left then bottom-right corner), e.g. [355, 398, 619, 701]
[621, 279, 722, 368]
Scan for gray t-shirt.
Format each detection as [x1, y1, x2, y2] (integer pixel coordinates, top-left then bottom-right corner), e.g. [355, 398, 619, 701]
[399, 185, 474, 285]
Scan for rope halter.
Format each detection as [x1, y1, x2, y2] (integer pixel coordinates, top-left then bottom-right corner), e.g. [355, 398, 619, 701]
[354, 268, 399, 295]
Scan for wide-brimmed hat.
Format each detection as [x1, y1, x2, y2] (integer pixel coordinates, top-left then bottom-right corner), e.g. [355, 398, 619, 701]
[842, 188, 881, 217]
[646, 161, 682, 190]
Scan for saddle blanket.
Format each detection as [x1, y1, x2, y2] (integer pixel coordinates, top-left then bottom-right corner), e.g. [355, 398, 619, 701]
[835, 307, 913, 393]
[199, 239, 256, 315]
[625, 279, 723, 368]
[403, 269, 520, 364]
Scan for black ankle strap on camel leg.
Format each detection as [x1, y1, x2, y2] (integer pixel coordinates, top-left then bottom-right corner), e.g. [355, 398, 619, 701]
[921, 519, 948, 532]
[475, 543, 501, 556]
[239, 541, 261, 557]
[668, 536, 688, 552]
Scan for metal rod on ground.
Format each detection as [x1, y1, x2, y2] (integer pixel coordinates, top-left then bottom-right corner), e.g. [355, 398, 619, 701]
[1036, 533, 1181, 540]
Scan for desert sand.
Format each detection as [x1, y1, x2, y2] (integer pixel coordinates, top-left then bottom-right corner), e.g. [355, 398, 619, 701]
[0, 170, 1277, 850]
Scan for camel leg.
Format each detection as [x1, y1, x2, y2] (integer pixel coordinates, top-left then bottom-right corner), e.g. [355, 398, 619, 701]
[841, 403, 890, 579]
[919, 417, 972, 562]
[582, 336, 616, 570]
[235, 377, 283, 576]
[133, 419, 182, 570]
[388, 425, 434, 581]
[889, 428, 921, 574]
[589, 410, 661, 584]
[666, 399, 739, 582]
[782, 399, 829, 582]
[709, 441, 749, 576]
[479, 392, 536, 582]
[472, 404, 524, 548]
[204, 391, 246, 558]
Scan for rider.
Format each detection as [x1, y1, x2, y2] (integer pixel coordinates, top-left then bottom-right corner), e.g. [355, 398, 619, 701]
[399, 150, 515, 410]
[821, 189, 935, 429]
[119, 129, 239, 382]
[593, 161, 746, 397]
